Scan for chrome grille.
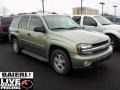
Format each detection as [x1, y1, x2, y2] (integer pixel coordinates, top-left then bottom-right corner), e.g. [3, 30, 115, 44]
[82, 40, 110, 55]
[92, 40, 109, 47]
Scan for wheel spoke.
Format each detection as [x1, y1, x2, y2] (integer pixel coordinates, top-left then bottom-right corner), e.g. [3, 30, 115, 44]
[59, 64, 65, 70]
[55, 63, 59, 68]
[60, 59, 65, 63]
[58, 54, 62, 60]
[54, 54, 66, 71]
[54, 57, 59, 62]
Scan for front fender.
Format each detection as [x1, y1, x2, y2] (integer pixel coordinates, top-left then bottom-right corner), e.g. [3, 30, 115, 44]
[103, 29, 120, 39]
[47, 39, 77, 54]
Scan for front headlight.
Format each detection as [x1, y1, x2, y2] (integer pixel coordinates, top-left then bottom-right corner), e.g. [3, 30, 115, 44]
[77, 43, 93, 55]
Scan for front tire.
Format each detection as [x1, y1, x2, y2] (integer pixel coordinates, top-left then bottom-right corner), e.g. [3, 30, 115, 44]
[12, 38, 21, 54]
[51, 49, 71, 75]
[109, 35, 119, 51]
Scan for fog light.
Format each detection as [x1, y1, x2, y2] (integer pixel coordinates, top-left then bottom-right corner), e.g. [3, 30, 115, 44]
[84, 61, 91, 67]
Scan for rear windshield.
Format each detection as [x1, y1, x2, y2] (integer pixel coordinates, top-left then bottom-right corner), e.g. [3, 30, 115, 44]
[1, 17, 13, 25]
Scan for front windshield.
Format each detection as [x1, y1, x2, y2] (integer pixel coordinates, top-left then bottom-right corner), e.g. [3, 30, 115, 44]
[43, 15, 80, 30]
[94, 16, 112, 25]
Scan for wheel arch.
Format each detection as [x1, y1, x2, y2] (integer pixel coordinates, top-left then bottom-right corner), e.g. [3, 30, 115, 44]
[105, 33, 119, 43]
[105, 33, 120, 50]
[10, 35, 18, 46]
[48, 45, 72, 66]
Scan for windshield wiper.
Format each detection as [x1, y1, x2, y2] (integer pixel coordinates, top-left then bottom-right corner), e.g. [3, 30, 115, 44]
[51, 27, 81, 30]
[51, 27, 68, 30]
[102, 23, 111, 25]
[67, 27, 81, 30]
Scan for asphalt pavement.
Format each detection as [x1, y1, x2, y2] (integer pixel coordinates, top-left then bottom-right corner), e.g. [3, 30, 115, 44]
[0, 40, 120, 90]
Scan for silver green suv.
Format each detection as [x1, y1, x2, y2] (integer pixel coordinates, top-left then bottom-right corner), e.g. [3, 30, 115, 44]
[9, 14, 112, 75]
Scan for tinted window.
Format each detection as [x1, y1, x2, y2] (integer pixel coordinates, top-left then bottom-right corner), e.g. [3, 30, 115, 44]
[29, 16, 43, 30]
[18, 16, 29, 29]
[72, 16, 81, 24]
[1, 17, 13, 25]
[83, 16, 97, 26]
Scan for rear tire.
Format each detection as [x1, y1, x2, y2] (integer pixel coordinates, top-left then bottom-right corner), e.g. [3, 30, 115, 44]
[51, 49, 71, 75]
[12, 38, 21, 54]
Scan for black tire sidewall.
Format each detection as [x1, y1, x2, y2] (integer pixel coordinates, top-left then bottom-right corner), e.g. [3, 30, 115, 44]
[51, 49, 71, 75]
[110, 35, 119, 51]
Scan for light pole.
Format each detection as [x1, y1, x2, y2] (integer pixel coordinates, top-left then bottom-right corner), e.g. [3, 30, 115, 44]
[81, 0, 83, 15]
[81, 0, 82, 15]
[100, 2, 105, 15]
[42, 0, 44, 14]
[113, 5, 117, 16]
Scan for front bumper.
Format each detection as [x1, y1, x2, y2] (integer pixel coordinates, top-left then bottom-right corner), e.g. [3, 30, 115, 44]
[70, 46, 113, 69]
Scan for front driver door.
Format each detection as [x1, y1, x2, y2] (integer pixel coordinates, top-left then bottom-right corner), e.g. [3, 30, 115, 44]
[82, 16, 99, 32]
[27, 16, 47, 57]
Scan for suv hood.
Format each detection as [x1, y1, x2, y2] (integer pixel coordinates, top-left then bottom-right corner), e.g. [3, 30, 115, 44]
[54, 30, 109, 44]
[104, 24, 120, 32]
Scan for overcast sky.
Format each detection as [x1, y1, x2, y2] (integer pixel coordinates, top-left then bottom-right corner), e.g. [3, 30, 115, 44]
[0, 0, 120, 16]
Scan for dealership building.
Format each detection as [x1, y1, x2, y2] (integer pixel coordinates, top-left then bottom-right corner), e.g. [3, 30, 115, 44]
[73, 7, 99, 15]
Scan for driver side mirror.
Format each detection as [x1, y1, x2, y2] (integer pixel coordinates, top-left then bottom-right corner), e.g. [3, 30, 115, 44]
[90, 22, 97, 26]
[34, 27, 46, 33]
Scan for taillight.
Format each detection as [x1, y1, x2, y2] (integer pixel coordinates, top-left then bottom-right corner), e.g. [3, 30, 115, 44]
[0, 25, 3, 32]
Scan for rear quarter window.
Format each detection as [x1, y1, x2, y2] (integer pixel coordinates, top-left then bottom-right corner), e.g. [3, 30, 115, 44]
[10, 16, 21, 28]
[18, 16, 29, 29]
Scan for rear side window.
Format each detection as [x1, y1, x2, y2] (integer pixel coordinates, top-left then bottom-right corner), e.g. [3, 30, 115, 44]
[72, 16, 81, 24]
[83, 16, 97, 26]
[11, 16, 21, 28]
[29, 16, 43, 30]
[18, 16, 29, 29]
[1, 17, 13, 25]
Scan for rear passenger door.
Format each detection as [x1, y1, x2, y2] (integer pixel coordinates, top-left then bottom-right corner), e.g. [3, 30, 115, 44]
[82, 16, 98, 31]
[18, 16, 30, 49]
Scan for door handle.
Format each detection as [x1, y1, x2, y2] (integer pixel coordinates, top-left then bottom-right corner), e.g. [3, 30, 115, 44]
[81, 27, 85, 30]
[27, 33, 31, 36]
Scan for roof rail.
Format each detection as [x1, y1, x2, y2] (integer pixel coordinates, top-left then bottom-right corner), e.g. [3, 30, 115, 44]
[17, 11, 58, 15]
[17, 12, 37, 15]
[17, 13, 27, 15]
[31, 12, 36, 14]
[36, 10, 58, 14]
